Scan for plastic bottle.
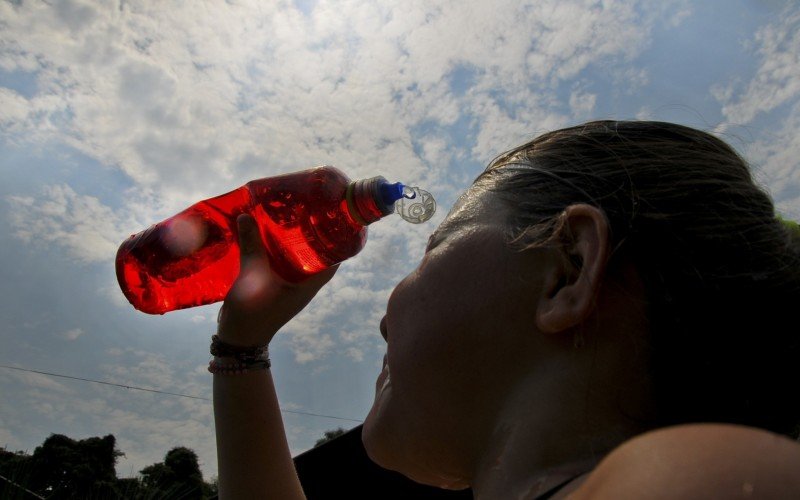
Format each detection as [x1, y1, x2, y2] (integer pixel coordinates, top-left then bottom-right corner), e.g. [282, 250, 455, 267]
[115, 166, 435, 314]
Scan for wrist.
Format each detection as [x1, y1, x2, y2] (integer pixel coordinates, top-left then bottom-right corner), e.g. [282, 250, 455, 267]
[215, 332, 270, 348]
[209, 334, 271, 375]
[215, 304, 278, 347]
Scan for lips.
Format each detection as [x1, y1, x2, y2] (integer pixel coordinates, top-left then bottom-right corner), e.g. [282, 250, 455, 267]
[376, 354, 390, 392]
[377, 364, 389, 385]
[375, 319, 390, 394]
[379, 316, 388, 342]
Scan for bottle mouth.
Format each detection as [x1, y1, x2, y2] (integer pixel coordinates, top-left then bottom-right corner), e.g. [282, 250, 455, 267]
[394, 186, 436, 224]
[346, 176, 436, 225]
[346, 176, 391, 225]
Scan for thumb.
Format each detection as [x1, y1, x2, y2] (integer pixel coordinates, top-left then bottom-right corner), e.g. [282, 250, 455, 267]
[236, 213, 267, 259]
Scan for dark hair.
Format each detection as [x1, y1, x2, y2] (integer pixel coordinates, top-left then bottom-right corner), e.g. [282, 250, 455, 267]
[477, 120, 800, 437]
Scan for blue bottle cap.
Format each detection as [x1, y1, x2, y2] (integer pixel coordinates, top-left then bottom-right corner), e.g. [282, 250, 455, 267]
[370, 177, 435, 224]
[378, 181, 406, 209]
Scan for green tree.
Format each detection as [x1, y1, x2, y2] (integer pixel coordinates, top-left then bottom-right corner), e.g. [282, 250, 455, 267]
[140, 446, 211, 499]
[0, 447, 37, 499]
[778, 215, 800, 247]
[314, 427, 347, 447]
[0, 434, 218, 499]
[26, 433, 123, 499]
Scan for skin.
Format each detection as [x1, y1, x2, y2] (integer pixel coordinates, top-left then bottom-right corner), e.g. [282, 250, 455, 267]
[363, 188, 545, 488]
[575, 423, 800, 499]
[214, 214, 337, 499]
[213, 184, 800, 499]
[362, 186, 656, 496]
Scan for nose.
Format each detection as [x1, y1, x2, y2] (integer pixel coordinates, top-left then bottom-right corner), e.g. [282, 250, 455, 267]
[379, 316, 388, 342]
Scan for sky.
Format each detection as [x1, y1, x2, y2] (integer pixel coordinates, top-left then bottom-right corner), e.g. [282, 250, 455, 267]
[1, 0, 799, 481]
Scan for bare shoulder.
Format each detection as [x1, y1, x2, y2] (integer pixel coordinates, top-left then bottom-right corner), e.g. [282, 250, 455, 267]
[571, 423, 800, 499]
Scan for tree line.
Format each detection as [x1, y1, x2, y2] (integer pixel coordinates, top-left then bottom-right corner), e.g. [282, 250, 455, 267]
[0, 426, 351, 499]
[0, 433, 216, 499]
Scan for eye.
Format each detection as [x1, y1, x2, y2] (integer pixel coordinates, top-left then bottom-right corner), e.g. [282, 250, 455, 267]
[426, 233, 435, 250]
[425, 231, 443, 252]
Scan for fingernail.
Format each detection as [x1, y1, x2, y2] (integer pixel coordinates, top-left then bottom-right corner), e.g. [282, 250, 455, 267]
[237, 213, 251, 230]
[237, 215, 256, 253]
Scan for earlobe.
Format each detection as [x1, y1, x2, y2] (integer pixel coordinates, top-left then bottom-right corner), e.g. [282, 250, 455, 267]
[535, 204, 610, 335]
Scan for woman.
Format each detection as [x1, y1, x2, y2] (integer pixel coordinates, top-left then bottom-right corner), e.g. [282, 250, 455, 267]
[212, 121, 800, 498]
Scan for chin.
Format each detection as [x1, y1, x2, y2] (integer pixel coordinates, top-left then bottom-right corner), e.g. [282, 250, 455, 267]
[362, 408, 417, 477]
[362, 378, 399, 468]
[363, 414, 471, 491]
[362, 413, 399, 472]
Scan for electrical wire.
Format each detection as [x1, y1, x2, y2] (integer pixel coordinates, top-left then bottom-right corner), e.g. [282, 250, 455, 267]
[0, 364, 363, 423]
[0, 473, 46, 499]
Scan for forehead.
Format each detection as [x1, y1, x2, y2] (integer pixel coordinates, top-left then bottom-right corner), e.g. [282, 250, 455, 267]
[435, 186, 506, 236]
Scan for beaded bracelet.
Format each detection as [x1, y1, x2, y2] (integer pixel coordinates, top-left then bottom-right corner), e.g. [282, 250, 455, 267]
[208, 334, 271, 375]
[208, 358, 271, 375]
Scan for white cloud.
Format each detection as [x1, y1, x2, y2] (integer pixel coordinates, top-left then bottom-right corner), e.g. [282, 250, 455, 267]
[190, 315, 208, 324]
[615, 67, 650, 95]
[0, 88, 68, 142]
[469, 92, 566, 161]
[668, 6, 693, 28]
[708, 5, 800, 214]
[61, 328, 84, 341]
[283, 318, 337, 364]
[419, 135, 453, 169]
[713, 6, 800, 125]
[744, 100, 800, 215]
[6, 184, 126, 264]
[1, 0, 685, 200]
[0, 88, 31, 128]
[1, 367, 73, 394]
[569, 88, 597, 118]
[100, 348, 180, 390]
[81, 391, 215, 479]
[344, 346, 365, 362]
[1, 0, 690, 289]
[635, 105, 653, 120]
[0, 0, 698, 476]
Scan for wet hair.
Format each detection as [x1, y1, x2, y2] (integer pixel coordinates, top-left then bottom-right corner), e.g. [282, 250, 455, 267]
[476, 120, 800, 438]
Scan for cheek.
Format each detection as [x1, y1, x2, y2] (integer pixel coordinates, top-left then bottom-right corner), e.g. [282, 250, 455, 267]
[386, 276, 444, 373]
[386, 268, 483, 387]
[386, 235, 535, 360]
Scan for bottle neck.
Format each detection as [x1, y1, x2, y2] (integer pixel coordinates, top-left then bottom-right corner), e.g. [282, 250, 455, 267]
[345, 177, 397, 225]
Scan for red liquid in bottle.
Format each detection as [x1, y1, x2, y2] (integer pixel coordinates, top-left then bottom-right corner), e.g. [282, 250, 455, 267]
[116, 167, 375, 314]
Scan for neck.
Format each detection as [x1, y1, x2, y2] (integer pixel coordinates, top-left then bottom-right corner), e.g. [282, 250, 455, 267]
[470, 353, 653, 499]
[469, 260, 653, 499]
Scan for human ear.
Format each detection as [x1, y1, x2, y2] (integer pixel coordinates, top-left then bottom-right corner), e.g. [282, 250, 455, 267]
[536, 204, 610, 335]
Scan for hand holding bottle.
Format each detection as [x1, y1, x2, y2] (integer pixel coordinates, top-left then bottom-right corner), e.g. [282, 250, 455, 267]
[216, 213, 338, 347]
[116, 166, 435, 315]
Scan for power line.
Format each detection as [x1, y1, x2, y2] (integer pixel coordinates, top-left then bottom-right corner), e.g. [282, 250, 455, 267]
[0, 364, 363, 424]
[0, 364, 209, 400]
[0, 472, 46, 499]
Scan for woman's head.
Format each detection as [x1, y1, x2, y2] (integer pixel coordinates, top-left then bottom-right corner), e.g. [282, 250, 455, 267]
[363, 120, 800, 487]
[478, 120, 800, 436]
[364, 190, 556, 488]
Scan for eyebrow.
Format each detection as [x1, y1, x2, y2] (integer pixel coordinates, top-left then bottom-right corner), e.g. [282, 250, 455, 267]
[425, 225, 449, 251]
[425, 232, 437, 251]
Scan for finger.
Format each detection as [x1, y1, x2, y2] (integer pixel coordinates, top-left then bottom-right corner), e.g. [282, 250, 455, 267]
[303, 263, 339, 288]
[236, 213, 266, 257]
